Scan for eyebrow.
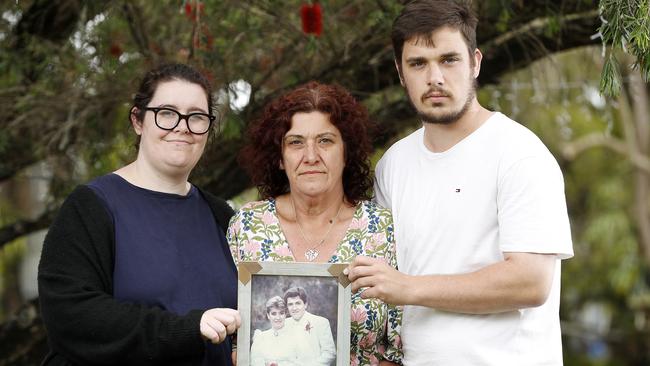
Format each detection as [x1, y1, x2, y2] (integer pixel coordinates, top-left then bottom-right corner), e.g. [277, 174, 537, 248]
[157, 103, 208, 114]
[405, 52, 463, 64]
[284, 132, 338, 140]
[405, 56, 427, 64]
[440, 51, 462, 59]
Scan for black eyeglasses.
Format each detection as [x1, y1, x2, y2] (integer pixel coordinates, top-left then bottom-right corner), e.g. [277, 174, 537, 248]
[144, 107, 216, 135]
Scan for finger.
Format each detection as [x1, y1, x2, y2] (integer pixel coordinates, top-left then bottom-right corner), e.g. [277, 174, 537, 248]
[210, 311, 235, 327]
[360, 286, 383, 301]
[348, 262, 381, 282]
[225, 320, 238, 335]
[220, 309, 243, 330]
[351, 276, 376, 293]
[219, 308, 242, 328]
[232, 311, 242, 328]
[200, 322, 219, 343]
[207, 320, 227, 344]
[351, 255, 377, 267]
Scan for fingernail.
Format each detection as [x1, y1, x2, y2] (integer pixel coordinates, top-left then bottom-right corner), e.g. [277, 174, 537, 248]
[343, 268, 349, 275]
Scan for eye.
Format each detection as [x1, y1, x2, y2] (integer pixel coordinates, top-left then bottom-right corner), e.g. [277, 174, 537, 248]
[408, 60, 426, 69]
[158, 109, 177, 118]
[442, 57, 460, 64]
[318, 137, 334, 144]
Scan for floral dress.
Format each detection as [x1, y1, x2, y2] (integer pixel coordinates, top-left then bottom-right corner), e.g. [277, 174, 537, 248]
[228, 199, 403, 366]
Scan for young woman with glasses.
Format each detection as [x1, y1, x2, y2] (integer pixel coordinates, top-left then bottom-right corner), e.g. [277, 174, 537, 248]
[38, 63, 240, 366]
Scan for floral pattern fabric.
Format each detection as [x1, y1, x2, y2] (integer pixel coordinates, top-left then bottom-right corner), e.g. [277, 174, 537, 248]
[228, 199, 403, 366]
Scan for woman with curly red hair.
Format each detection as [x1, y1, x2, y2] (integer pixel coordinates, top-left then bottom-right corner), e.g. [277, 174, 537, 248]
[228, 81, 402, 366]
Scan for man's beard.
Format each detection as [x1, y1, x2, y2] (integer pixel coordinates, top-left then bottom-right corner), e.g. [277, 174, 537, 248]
[410, 78, 477, 125]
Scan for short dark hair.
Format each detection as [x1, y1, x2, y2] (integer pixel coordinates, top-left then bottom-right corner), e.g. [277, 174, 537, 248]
[240, 81, 374, 204]
[391, 0, 478, 64]
[283, 286, 308, 305]
[130, 63, 215, 122]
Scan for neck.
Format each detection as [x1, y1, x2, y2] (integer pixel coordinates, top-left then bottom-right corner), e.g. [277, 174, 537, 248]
[290, 189, 346, 217]
[422, 101, 492, 153]
[116, 159, 191, 195]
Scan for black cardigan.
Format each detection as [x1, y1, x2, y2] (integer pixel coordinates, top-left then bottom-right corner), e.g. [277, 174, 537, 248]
[38, 185, 235, 366]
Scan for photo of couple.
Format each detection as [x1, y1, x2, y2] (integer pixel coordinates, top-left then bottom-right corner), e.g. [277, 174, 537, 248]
[250, 278, 337, 366]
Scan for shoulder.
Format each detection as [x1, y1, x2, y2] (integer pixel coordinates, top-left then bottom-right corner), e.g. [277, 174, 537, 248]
[197, 188, 234, 215]
[228, 200, 275, 232]
[360, 200, 391, 216]
[238, 199, 274, 213]
[358, 200, 393, 226]
[307, 312, 330, 325]
[230, 199, 274, 222]
[59, 184, 111, 220]
[491, 113, 554, 156]
[379, 127, 423, 161]
[196, 187, 234, 233]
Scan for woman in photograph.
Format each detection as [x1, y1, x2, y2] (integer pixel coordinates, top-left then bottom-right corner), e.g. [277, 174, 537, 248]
[228, 82, 402, 366]
[250, 296, 300, 366]
[38, 63, 240, 365]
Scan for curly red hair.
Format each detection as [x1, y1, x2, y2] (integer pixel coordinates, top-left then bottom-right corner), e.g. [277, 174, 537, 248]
[240, 81, 374, 204]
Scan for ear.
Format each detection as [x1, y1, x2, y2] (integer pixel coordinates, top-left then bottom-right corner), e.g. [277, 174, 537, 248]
[279, 159, 285, 170]
[130, 107, 143, 136]
[394, 59, 405, 86]
[472, 48, 483, 79]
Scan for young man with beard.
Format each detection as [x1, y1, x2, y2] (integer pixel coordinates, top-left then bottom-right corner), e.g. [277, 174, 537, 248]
[346, 1, 573, 365]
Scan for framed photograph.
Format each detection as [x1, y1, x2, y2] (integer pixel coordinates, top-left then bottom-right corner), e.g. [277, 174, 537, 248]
[237, 261, 351, 366]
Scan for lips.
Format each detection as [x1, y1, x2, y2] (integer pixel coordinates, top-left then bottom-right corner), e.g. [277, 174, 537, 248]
[422, 89, 451, 102]
[166, 139, 192, 144]
[299, 170, 325, 175]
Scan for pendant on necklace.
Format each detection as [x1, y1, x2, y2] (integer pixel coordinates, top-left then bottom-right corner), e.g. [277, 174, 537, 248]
[305, 248, 319, 261]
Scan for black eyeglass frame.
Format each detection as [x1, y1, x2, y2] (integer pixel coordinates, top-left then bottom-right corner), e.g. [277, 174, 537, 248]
[143, 107, 217, 135]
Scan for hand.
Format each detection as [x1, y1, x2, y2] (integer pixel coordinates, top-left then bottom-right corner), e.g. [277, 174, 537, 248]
[346, 255, 411, 305]
[200, 308, 241, 344]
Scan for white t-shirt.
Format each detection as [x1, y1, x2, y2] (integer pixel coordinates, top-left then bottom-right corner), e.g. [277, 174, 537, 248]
[375, 112, 573, 366]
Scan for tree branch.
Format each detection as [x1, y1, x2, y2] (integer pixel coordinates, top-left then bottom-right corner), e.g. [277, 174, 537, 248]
[562, 133, 650, 174]
[481, 10, 600, 53]
[0, 209, 56, 250]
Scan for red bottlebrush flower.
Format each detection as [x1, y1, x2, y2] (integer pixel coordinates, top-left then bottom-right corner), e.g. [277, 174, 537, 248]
[109, 42, 122, 58]
[184, 2, 204, 21]
[301, 3, 323, 36]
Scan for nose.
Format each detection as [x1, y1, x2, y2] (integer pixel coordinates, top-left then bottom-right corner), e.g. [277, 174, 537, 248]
[303, 141, 319, 163]
[427, 64, 444, 86]
[174, 117, 190, 133]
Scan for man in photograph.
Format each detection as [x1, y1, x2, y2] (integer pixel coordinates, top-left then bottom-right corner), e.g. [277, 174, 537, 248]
[347, 1, 574, 365]
[283, 287, 336, 366]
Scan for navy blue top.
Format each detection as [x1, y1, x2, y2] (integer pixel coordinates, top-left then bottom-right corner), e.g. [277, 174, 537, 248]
[88, 173, 237, 365]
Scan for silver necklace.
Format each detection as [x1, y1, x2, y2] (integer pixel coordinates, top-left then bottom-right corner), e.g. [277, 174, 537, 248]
[291, 196, 343, 262]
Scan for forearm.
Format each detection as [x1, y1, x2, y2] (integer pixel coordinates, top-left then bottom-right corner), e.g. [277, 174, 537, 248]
[405, 253, 556, 314]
